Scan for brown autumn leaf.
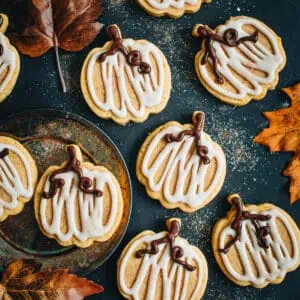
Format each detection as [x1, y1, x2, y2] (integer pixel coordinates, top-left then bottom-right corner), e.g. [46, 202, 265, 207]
[0, 259, 104, 299]
[8, 0, 103, 92]
[254, 83, 300, 203]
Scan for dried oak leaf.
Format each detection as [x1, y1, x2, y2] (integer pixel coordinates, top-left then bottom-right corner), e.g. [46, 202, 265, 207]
[254, 83, 300, 203]
[8, 0, 103, 92]
[0, 259, 104, 299]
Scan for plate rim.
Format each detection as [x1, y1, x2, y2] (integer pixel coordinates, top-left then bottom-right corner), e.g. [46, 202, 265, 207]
[0, 108, 133, 276]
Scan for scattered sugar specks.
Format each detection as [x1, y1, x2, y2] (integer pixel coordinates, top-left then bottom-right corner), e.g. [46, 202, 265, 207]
[214, 0, 256, 14]
[211, 119, 259, 172]
[7, 1, 292, 298]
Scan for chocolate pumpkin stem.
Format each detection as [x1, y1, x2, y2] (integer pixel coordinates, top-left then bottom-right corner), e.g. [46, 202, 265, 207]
[136, 219, 196, 272]
[193, 24, 258, 84]
[164, 111, 210, 164]
[220, 195, 271, 254]
[43, 145, 102, 199]
[99, 24, 151, 74]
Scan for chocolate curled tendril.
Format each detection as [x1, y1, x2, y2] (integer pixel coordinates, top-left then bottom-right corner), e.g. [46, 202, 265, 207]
[164, 112, 210, 164]
[99, 24, 151, 74]
[194, 25, 258, 84]
[220, 195, 271, 254]
[0, 148, 9, 159]
[136, 220, 196, 272]
[43, 146, 102, 199]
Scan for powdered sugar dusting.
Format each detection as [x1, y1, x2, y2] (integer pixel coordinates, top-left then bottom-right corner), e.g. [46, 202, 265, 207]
[214, 0, 256, 14]
[3, 0, 293, 298]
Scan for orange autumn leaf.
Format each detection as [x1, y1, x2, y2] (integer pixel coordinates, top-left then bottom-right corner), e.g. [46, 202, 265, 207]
[0, 259, 104, 299]
[283, 155, 300, 204]
[254, 83, 300, 203]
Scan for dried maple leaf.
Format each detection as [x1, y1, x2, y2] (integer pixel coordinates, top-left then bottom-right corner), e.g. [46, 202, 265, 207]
[8, 0, 103, 92]
[283, 155, 300, 203]
[254, 83, 300, 203]
[0, 259, 104, 299]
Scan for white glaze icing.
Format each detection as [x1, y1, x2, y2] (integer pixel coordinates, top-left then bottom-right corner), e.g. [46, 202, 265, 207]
[40, 167, 120, 242]
[146, 0, 198, 10]
[0, 33, 16, 92]
[219, 208, 299, 286]
[119, 231, 206, 299]
[197, 17, 285, 100]
[86, 39, 167, 120]
[141, 125, 226, 208]
[0, 143, 34, 218]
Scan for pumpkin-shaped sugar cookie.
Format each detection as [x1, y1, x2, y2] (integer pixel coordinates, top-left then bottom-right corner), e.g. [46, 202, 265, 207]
[118, 218, 208, 299]
[81, 24, 171, 125]
[0, 14, 20, 103]
[34, 145, 124, 248]
[193, 16, 286, 106]
[136, 111, 226, 212]
[137, 0, 211, 19]
[0, 136, 38, 221]
[212, 194, 300, 288]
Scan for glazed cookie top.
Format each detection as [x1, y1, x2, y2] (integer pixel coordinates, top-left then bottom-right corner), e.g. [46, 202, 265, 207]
[213, 194, 300, 288]
[118, 218, 208, 299]
[146, 0, 202, 9]
[81, 24, 171, 125]
[193, 16, 286, 105]
[137, 111, 226, 212]
[0, 14, 19, 102]
[0, 136, 37, 222]
[137, 0, 211, 18]
[35, 144, 124, 247]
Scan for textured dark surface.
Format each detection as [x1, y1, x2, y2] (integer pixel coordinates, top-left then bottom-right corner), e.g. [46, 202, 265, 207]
[0, 0, 299, 299]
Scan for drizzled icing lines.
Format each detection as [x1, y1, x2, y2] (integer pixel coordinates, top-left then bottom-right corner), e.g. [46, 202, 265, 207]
[146, 0, 200, 10]
[43, 145, 102, 199]
[85, 25, 169, 122]
[164, 112, 210, 164]
[194, 16, 286, 102]
[142, 0, 211, 18]
[0, 144, 34, 219]
[136, 219, 196, 271]
[139, 112, 226, 210]
[38, 145, 122, 245]
[218, 196, 300, 286]
[194, 24, 258, 84]
[219, 195, 271, 254]
[99, 25, 151, 74]
[0, 17, 17, 93]
[119, 219, 207, 299]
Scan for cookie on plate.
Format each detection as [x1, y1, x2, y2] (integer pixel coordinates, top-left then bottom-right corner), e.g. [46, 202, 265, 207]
[136, 111, 226, 212]
[0, 136, 38, 221]
[34, 144, 124, 248]
[81, 24, 171, 125]
[212, 194, 300, 288]
[0, 14, 20, 103]
[193, 16, 286, 106]
[137, 0, 211, 19]
[117, 218, 208, 299]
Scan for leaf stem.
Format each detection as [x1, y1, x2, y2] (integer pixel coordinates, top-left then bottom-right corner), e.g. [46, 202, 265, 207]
[54, 35, 67, 93]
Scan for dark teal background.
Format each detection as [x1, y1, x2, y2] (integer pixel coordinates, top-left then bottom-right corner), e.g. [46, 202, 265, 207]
[0, 0, 299, 299]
